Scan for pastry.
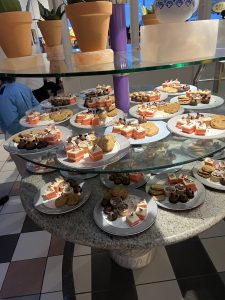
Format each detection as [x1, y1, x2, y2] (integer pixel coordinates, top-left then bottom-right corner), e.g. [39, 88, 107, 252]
[164, 103, 180, 114]
[117, 202, 129, 216]
[169, 193, 179, 203]
[153, 194, 166, 201]
[17, 141, 27, 149]
[211, 116, 225, 130]
[110, 197, 123, 208]
[186, 188, 194, 199]
[178, 95, 190, 105]
[135, 207, 148, 220]
[197, 168, 211, 179]
[202, 164, 215, 173]
[96, 134, 116, 153]
[107, 211, 118, 221]
[110, 186, 128, 199]
[210, 170, 223, 182]
[140, 122, 159, 136]
[107, 108, 118, 117]
[55, 194, 68, 208]
[66, 193, 81, 206]
[126, 213, 140, 227]
[103, 205, 113, 214]
[179, 194, 188, 203]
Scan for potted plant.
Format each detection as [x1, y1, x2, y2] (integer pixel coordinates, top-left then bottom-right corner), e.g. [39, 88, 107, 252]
[38, 2, 65, 48]
[64, 0, 112, 52]
[0, 0, 32, 58]
[142, 4, 159, 26]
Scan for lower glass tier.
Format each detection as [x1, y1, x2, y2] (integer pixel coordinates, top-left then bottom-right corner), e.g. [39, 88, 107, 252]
[18, 135, 225, 174]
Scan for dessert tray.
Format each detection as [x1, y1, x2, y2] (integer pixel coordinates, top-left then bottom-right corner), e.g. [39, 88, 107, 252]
[167, 113, 225, 139]
[156, 79, 197, 96]
[78, 85, 113, 98]
[40, 94, 77, 109]
[34, 178, 91, 215]
[146, 173, 205, 211]
[20, 108, 73, 128]
[77, 95, 115, 110]
[93, 187, 158, 236]
[56, 133, 130, 170]
[70, 108, 124, 129]
[105, 119, 170, 145]
[4, 125, 72, 155]
[192, 158, 225, 191]
[170, 93, 224, 110]
[129, 102, 184, 121]
[100, 172, 151, 189]
[130, 90, 168, 104]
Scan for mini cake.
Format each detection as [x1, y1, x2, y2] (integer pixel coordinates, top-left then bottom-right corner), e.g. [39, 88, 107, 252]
[82, 114, 94, 125]
[176, 118, 187, 129]
[112, 122, 124, 134]
[133, 126, 146, 139]
[145, 108, 155, 118]
[76, 113, 85, 123]
[120, 125, 133, 138]
[182, 177, 197, 192]
[195, 123, 206, 136]
[135, 207, 148, 220]
[96, 98, 106, 107]
[129, 172, 143, 182]
[137, 200, 148, 209]
[78, 141, 89, 153]
[92, 115, 101, 126]
[168, 173, 180, 184]
[126, 213, 140, 227]
[29, 116, 39, 125]
[88, 144, 103, 161]
[42, 187, 57, 200]
[67, 148, 84, 162]
[210, 170, 224, 182]
[105, 97, 112, 107]
[178, 95, 190, 105]
[204, 158, 216, 168]
[64, 143, 74, 153]
[181, 122, 196, 134]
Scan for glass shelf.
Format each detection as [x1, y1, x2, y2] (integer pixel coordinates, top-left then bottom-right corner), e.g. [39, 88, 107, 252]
[19, 135, 225, 174]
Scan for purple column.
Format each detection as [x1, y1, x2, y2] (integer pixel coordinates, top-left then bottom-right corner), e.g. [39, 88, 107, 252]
[110, 3, 130, 113]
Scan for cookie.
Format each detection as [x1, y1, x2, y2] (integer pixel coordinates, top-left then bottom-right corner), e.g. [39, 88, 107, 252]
[197, 168, 211, 178]
[161, 86, 178, 93]
[66, 193, 81, 206]
[110, 186, 128, 199]
[152, 194, 166, 202]
[164, 103, 180, 114]
[107, 108, 118, 117]
[55, 194, 67, 208]
[140, 122, 159, 136]
[211, 116, 225, 130]
[150, 184, 164, 191]
[202, 164, 215, 173]
[149, 188, 165, 196]
[13, 136, 21, 143]
[96, 134, 116, 153]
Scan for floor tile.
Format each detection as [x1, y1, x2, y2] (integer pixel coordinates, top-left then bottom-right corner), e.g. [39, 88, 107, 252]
[137, 280, 183, 300]
[0, 195, 24, 214]
[178, 274, 225, 300]
[10, 181, 21, 196]
[0, 263, 9, 290]
[48, 236, 65, 257]
[42, 256, 63, 293]
[0, 182, 14, 198]
[73, 255, 91, 294]
[199, 221, 225, 239]
[12, 231, 51, 261]
[0, 212, 26, 236]
[92, 287, 138, 300]
[91, 251, 136, 292]
[40, 291, 63, 300]
[0, 152, 9, 162]
[0, 161, 5, 169]
[1, 161, 16, 172]
[166, 236, 217, 278]
[2, 295, 40, 300]
[133, 247, 175, 285]
[0, 170, 19, 183]
[74, 244, 91, 257]
[21, 215, 42, 233]
[0, 258, 46, 298]
[202, 236, 225, 272]
[76, 293, 91, 300]
[0, 234, 20, 263]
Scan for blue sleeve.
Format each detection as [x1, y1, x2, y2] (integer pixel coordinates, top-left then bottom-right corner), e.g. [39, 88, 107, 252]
[0, 95, 18, 129]
[30, 90, 39, 107]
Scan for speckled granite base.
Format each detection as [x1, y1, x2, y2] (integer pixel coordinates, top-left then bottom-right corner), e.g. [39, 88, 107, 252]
[20, 163, 225, 251]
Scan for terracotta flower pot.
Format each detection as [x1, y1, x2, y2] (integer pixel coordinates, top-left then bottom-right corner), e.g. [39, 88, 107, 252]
[142, 14, 160, 25]
[38, 20, 63, 47]
[0, 11, 32, 58]
[65, 1, 112, 52]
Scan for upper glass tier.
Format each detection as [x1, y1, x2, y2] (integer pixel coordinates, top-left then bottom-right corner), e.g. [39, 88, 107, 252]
[1, 20, 225, 77]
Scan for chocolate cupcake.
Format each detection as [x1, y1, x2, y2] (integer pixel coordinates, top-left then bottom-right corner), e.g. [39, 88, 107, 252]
[190, 99, 197, 106]
[175, 184, 186, 195]
[107, 211, 118, 221]
[201, 97, 210, 104]
[101, 198, 110, 207]
[17, 141, 27, 149]
[169, 192, 179, 204]
[114, 177, 122, 185]
[103, 205, 113, 214]
[36, 140, 48, 149]
[179, 194, 188, 203]
[122, 175, 130, 186]
[110, 197, 123, 208]
[220, 177, 225, 186]
[186, 188, 194, 199]
[25, 141, 37, 150]
[117, 202, 129, 217]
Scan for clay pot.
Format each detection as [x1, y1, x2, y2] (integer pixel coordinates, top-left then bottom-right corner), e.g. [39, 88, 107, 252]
[65, 1, 112, 52]
[142, 14, 160, 25]
[0, 11, 32, 58]
[38, 20, 63, 47]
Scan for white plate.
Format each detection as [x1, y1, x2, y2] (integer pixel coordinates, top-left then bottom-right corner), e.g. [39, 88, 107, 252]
[146, 174, 206, 211]
[104, 121, 170, 145]
[77, 95, 115, 110]
[19, 114, 72, 128]
[56, 133, 130, 170]
[100, 173, 151, 189]
[3, 126, 72, 156]
[34, 181, 91, 215]
[26, 162, 55, 174]
[40, 99, 77, 109]
[60, 170, 98, 180]
[167, 113, 225, 139]
[156, 84, 197, 96]
[78, 88, 114, 98]
[192, 161, 225, 191]
[130, 91, 168, 104]
[170, 95, 224, 110]
[93, 188, 158, 236]
[129, 104, 184, 121]
[70, 109, 124, 129]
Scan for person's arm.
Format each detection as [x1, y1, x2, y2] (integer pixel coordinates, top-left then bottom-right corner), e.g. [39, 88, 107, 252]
[30, 90, 39, 107]
[0, 95, 21, 134]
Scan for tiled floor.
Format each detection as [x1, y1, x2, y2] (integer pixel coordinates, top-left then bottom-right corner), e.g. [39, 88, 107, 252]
[1, 136, 225, 299]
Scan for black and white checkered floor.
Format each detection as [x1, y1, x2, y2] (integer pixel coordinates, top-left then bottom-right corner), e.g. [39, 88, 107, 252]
[1, 138, 225, 300]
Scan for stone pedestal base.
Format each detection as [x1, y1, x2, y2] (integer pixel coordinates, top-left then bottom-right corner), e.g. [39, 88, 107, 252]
[46, 45, 65, 61]
[110, 248, 156, 269]
[73, 49, 114, 66]
[0, 54, 45, 71]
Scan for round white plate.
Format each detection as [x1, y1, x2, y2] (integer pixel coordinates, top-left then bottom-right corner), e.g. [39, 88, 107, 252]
[104, 121, 170, 145]
[100, 173, 151, 189]
[4, 126, 72, 156]
[34, 181, 91, 215]
[93, 188, 158, 236]
[56, 133, 130, 170]
[40, 99, 77, 109]
[130, 91, 168, 104]
[70, 109, 124, 129]
[192, 162, 225, 191]
[156, 84, 197, 96]
[146, 174, 206, 211]
[19, 113, 72, 128]
[129, 104, 184, 121]
[60, 170, 98, 180]
[167, 113, 225, 139]
[78, 88, 114, 99]
[26, 162, 55, 174]
[170, 95, 224, 110]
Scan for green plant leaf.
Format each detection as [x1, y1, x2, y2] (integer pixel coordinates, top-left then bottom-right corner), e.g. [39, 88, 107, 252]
[0, 0, 22, 13]
[26, 0, 31, 12]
